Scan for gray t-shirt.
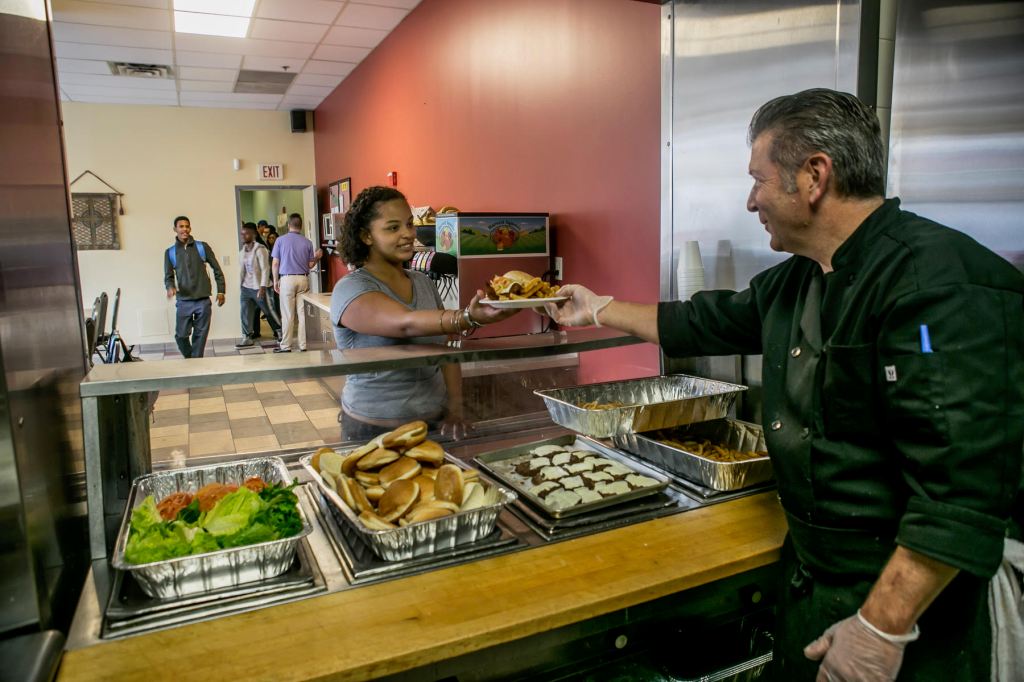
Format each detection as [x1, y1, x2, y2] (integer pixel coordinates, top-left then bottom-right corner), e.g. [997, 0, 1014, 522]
[330, 268, 447, 421]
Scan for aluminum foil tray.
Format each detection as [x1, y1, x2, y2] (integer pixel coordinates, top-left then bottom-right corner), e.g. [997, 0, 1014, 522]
[614, 419, 772, 491]
[474, 434, 670, 519]
[534, 374, 747, 438]
[301, 453, 516, 562]
[110, 457, 313, 600]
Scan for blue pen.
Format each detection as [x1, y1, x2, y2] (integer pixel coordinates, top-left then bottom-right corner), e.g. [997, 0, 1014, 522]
[919, 324, 933, 353]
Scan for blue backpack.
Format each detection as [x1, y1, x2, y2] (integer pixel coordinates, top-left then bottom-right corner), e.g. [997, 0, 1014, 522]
[167, 241, 207, 268]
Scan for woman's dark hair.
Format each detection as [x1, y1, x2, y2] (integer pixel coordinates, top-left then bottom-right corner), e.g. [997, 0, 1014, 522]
[748, 88, 885, 198]
[339, 186, 408, 267]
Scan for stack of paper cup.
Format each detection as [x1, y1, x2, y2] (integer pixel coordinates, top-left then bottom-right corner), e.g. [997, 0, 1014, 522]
[677, 240, 705, 301]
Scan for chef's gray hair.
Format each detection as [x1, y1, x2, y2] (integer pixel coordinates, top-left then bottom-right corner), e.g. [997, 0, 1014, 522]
[748, 89, 885, 198]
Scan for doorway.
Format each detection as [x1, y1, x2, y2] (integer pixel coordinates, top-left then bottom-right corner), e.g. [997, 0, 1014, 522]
[234, 184, 320, 293]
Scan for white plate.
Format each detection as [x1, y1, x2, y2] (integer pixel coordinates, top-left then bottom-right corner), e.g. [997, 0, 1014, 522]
[480, 296, 568, 309]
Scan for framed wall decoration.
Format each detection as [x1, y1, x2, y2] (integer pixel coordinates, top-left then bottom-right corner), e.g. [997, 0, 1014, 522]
[328, 177, 351, 214]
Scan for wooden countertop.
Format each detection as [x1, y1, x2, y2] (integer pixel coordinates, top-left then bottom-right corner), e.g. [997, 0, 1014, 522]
[59, 493, 786, 682]
[300, 292, 333, 314]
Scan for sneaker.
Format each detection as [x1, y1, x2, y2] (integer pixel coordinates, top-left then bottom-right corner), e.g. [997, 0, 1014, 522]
[234, 337, 254, 348]
[273, 347, 291, 353]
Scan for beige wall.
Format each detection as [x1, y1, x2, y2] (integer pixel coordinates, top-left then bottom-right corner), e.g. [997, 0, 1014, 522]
[63, 103, 315, 346]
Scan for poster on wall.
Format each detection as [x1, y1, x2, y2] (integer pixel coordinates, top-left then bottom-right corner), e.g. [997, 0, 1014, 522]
[444, 214, 549, 258]
[328, 178, 351, 214]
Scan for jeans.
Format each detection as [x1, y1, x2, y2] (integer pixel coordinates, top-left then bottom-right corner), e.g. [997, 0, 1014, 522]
[278, 274, 309, 350]
[174, 297, 212, 358]
[240, 286, 281, 338]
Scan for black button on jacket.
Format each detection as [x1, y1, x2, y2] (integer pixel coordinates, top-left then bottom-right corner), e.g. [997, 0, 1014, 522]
[658, 198, 1024, 579]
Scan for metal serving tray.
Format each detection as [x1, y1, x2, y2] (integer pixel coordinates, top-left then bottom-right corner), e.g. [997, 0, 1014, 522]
[614, 419, 773, 492]
[110, 456, 313, 599]
[534, 374, 747, 438]
[474, 434, 670, 519]
[300, 452, 516, 562]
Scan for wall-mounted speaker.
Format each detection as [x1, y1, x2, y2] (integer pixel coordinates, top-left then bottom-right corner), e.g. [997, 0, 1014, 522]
[290, 109, 311, 133]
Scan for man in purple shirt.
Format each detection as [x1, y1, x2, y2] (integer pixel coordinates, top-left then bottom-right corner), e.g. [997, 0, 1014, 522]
[271, 213, 321, 352]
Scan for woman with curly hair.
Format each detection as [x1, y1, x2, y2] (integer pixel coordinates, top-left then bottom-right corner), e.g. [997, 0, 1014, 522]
[329, 186, 518, 442]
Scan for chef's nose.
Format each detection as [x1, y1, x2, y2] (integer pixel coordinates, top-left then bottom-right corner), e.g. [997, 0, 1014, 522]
[746, 186, 757, 213]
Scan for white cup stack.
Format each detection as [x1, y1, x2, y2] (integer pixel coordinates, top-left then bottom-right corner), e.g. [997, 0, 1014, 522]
[676, 240, 705, 301]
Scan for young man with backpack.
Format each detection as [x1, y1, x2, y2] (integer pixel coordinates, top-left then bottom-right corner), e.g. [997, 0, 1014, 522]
[164, 215, 225, 358]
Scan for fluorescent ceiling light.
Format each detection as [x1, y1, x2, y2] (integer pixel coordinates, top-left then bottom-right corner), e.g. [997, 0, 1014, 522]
[174, 11, 250, 38]
[174, 0, 256, 16]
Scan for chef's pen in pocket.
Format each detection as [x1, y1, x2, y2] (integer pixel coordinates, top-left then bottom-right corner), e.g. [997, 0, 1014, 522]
[919, 324, 933, 353]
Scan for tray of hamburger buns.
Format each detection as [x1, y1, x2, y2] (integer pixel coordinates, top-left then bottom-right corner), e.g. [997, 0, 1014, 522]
[301, 420, 516, 561]
[534, 374, 748, 439]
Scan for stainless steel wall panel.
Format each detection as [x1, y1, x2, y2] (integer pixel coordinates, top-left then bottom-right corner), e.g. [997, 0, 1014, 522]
[887, 0, 1024, 269]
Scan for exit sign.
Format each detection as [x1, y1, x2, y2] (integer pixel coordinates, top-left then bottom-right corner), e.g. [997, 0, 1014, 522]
[258, 163, 283, 181]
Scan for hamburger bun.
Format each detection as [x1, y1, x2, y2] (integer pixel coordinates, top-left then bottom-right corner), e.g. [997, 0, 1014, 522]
[460, 481, 489, 511]
[357, 446, 401, 471]
[381, 420, 428, 450]
[412, 475, 435, 501]
[462, 468, 479, 482]
[378, 479, 420, 522]
[418, 466, 439, 480]
[364, 485, 386, 503]
[354, 470, 380, 487]
[318, 450, 344, 477]
[345, 477, 374, 514]
[319, 470, 338, 493]
[404, 440, 445, 465]
[422, 499, 460, 514]
[378, 456, 422, 486]
[435, 464, 465, 506]
[341, 441, 379, 476]
[335, 473, 358, 509]
[404, 504, 454, 524]
[311, 446, 335, 472]
[359, 510, 397, 531]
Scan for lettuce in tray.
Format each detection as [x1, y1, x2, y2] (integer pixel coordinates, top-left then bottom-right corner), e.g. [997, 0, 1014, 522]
[124, 480, 302, 565]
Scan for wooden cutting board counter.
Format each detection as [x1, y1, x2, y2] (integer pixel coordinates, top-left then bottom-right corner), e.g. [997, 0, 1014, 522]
[58, 492, 786, 682]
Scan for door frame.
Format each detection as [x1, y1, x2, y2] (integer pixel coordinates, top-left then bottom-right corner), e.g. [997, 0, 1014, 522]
[233, 184, 312, 249]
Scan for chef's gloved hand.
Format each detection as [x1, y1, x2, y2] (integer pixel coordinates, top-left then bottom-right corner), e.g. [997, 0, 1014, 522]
[804, 610, 919, 682]
[543, 284, 613, 328]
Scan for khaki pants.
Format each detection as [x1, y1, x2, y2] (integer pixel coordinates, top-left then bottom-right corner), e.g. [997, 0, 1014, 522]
[278, 274, 309, 350]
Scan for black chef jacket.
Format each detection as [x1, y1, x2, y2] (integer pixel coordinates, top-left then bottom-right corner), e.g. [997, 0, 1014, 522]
[658, 199, 1024, 678]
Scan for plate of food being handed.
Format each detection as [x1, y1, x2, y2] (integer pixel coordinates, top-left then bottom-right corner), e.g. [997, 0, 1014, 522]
[480, 270, 568, 308]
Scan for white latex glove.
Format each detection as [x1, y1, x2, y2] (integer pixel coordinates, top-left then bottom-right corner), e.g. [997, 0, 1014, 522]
[804, 611, 917, 682]
[543, 284, 612, 328]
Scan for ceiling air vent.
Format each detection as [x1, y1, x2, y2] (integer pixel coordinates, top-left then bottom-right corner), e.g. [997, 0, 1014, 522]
[234, 69, 295, 95]
[108, 62, 173, 78]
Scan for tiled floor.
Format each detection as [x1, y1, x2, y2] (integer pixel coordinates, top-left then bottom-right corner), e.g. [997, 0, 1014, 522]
[146, 335, 343, 462]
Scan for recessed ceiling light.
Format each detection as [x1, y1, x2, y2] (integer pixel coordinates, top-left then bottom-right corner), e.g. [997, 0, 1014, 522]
[173, 0, 255, 16]
[174, 11, 250, 38]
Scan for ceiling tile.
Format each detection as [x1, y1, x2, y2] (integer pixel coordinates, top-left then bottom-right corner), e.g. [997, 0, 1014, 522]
[287, 84, 333, 97]
[179, 80, 235, 93]
[241, 55, 306, 72]
[187, 100, 281, 110]
[174, 34, 315, 59]
[335, 3, 407, 30]
[256, 0, 341, 24]
[354, 0, 420, 9]
[57, 57, 112, 74]
[250, 18, 328, 43]
[58, 72, 176, 89]
[51, 0, 170, 30]
[69, 94, 179, 106]
[62, 83, 178, 98]
[294, 72, 343, 87]
[177, 65, 238, 81]
[54, 42, 172, 64]
[301, 59, 356, 76]
[174, 51, 243, 69]
[52, 21, 172, 49]
[280, 98, 325, 110]
[74, 0, 169, 9]
[179, 92, 283, 104]
[312, 44, 369, 63]
[322, 25, 386, 48]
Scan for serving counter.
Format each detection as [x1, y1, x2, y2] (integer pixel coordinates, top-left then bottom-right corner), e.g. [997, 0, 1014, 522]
[70, 329, 788, 680]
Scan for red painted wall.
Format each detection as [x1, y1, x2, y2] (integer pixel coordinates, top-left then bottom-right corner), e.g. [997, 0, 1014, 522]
[313, 0, 662, 382]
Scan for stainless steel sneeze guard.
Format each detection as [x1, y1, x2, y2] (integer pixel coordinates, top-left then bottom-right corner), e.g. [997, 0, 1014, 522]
[615, 419, 773, 492]
[300, 453, 516, 562]
[535, 374, 747, 438]
[110, 457, 313, 599]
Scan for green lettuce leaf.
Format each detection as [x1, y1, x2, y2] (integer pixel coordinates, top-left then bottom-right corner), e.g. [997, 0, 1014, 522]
[255, 483, 303, 538]
[130, 495, 164, 535]
[201, 486, 264, 536]
[218, 522, 278, 548]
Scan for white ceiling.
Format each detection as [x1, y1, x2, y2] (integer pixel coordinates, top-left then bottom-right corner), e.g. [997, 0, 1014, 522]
[52, 0, 421, 110]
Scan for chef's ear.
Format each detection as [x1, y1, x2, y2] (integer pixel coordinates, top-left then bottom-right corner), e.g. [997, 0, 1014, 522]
[805, 152, 832, 206]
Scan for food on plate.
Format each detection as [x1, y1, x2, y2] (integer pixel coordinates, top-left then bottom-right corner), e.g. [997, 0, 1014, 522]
[485, 271, 561, 301]
[656, 435, 767, 462]
[576, 400, 627, 410]
[311, 428, 502, 531]
[493, 444, 661, 511]
[124, 477, 302, 565]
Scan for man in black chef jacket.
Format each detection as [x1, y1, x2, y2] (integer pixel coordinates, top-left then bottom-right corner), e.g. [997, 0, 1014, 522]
[545, 88, 1023, 680]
